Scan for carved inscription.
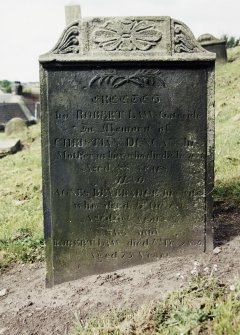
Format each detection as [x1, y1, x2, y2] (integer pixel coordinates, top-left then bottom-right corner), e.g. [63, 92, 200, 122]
[48, 67, 207, 279]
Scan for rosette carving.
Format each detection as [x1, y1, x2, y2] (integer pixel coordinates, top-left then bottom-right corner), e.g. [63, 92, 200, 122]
[92, 19, 162, 51]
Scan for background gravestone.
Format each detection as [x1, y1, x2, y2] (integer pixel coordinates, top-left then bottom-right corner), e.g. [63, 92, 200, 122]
[198, 34, 227, 63]
[40, 16, 215, 287]
[5, 117, 27, 136]
[0, 138, 21, 158]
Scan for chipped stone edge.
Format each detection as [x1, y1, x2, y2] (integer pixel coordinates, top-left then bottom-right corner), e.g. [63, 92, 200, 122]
[40, 65, 54, 288]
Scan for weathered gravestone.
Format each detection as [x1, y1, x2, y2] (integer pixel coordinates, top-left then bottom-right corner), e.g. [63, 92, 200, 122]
[5, 117, 27, 136]
[198, 34, 227, 63]
[40, 16, 215, 287]
[0, 138, 21, 158]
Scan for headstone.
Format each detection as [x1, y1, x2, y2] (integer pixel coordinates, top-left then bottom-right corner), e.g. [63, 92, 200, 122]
[5, 118, 27, 136]
[40, 16, 215, 287]
[65, 4, 81, 26]
[198, 34, 227, 63]
[0, 138, 21, 158]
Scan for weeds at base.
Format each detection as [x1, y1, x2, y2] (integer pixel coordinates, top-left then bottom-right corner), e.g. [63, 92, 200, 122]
[70, 269, 240, 335]
[0, 228, 44, 269]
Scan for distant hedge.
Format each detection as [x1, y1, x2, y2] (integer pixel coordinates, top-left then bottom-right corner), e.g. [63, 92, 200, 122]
[222, 34, 240, 49]
[0, 79, 12, 93]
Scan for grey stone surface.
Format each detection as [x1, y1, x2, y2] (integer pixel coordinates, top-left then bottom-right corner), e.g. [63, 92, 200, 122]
[198, 34, 227, 63]
[0, 138, 21, 158]
[40, 17, 215, 62]
[40, 16, 215, 287]
[0, 92, 33, 125]
[5, 118, 27, 136]
[65, 5, 81, 26]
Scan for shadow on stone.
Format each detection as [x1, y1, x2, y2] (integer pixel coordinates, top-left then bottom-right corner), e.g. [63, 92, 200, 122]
[26, 120, 37, 127]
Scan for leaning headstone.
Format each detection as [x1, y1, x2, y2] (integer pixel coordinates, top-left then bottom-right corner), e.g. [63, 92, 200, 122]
[198, 34, 227, 63]
[0, 138, 21, 158]
[5, 118, 27, 136]
[40, 16, 215, 287]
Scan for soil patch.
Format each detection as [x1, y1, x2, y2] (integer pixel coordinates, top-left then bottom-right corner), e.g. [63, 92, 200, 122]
[1, 202, 240, 335]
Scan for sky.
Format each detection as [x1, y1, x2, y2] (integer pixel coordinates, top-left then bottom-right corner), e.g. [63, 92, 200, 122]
[0, 0, 239, 82]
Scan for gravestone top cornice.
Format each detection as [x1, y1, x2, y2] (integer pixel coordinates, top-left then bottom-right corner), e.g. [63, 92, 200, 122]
[197, 33, 226, 46]
[39, 16, 216, 63]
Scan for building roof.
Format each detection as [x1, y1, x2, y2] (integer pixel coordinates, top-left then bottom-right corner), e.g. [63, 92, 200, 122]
[0, 103, 28, 123]
[0, 93, 34, 124]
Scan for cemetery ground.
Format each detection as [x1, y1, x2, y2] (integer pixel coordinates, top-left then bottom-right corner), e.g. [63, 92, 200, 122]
[0, 48, 240, 335]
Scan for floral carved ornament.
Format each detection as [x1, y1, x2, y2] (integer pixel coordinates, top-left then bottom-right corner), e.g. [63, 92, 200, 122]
[92, 19, 162, 51]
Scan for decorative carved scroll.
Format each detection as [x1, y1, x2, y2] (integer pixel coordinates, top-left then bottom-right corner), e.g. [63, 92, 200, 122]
[173, 20, 205, 53]
[51, 21, 80, 54]
[89, 70, 166, 88]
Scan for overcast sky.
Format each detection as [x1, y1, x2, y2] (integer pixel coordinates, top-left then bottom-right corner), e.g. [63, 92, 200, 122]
[0, 0, 239, 82]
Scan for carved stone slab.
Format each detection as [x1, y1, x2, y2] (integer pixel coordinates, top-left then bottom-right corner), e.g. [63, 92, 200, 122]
[40, 16, 215, 287]
[0, 138, 21, 158]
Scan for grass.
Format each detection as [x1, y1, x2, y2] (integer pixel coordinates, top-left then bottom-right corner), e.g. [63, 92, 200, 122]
[70, 272, 240, 335]
[227, 46, 240, 63]
[214, 49, 240, 202]
[0, 125, 44, 267]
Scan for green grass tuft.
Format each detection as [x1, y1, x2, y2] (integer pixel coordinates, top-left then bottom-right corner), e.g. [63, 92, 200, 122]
[214, 55, 240, 203]
[70, 275, 240, 335]
[0, 124, 43, 268]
